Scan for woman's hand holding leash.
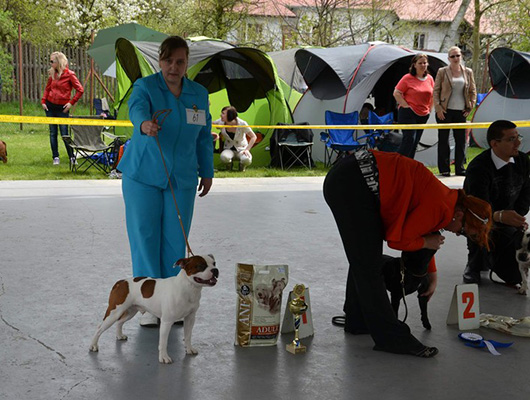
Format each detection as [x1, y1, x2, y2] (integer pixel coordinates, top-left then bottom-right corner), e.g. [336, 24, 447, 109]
[423, 233, 445, 250]
[141, 120, 160, 136]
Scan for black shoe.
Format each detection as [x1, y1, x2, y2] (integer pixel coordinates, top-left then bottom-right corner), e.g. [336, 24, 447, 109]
[440, 172, 451, 177]
[373, 345, 439, 358]
[332, 315, 369, 334]
[463, 268, 480, 284]
[456, 170, 466, 176]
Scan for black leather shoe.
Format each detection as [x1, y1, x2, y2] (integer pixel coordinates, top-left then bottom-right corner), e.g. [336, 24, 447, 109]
[463, 269, 480, 284]
[456, 170, 466, 176]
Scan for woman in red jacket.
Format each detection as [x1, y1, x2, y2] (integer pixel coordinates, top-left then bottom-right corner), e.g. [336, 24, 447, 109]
[323, 150, 491, 358]
[41, 51, 84, 165]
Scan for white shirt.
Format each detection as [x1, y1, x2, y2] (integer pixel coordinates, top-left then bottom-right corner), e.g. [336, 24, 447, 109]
[491, 149, 515, 170]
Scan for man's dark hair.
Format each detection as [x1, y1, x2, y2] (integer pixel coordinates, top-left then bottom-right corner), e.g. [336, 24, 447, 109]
[487, 120, 517, 147]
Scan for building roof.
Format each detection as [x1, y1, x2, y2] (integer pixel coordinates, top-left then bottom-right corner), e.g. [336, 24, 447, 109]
[246, 0, 501, 35]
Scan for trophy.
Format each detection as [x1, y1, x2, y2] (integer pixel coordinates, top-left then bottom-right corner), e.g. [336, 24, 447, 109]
[286, 284, 308, 354]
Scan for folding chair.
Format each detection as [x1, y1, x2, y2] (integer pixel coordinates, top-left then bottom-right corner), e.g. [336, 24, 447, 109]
[321, 110, 377, 167]
[65, 117, 123, 174]
[93, 98, 116, 119]
[270, 123, 314, 170]
[367, 111, 401, 152]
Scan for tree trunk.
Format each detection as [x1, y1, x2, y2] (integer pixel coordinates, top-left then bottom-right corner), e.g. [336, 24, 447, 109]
[439, 0, 472, 52]
[471, 0, 482, 77]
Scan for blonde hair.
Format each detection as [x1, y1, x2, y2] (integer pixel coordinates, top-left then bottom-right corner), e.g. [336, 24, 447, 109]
[448, 46, 461, 56]
[48, 52, 68, 79]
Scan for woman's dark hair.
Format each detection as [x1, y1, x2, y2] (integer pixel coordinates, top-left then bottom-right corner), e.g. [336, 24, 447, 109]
[409, 54, 429, 77]
[159, 36, 189, 61]
[456, 189, 492, 250]
[226, 106, 238, 122]
[486, 120, 517, 146]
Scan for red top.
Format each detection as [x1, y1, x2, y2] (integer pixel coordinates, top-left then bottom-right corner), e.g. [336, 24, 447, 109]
[41, 67, 84, 106]
[395, 73, 434, 116]
[372, 150, 458, 272]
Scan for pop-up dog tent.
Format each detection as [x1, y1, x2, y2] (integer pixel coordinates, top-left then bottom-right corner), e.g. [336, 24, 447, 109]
[472, 47, 530, 151]
[292, 43, 447, 164]
[112, 37, 293, 167]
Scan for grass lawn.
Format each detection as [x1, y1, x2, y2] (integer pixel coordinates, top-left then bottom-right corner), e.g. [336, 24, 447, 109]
[0, 102, 484, 180]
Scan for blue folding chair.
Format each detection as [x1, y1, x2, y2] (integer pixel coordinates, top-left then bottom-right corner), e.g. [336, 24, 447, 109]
[367, 111, 400, 152]
[321, 110, 379, 166]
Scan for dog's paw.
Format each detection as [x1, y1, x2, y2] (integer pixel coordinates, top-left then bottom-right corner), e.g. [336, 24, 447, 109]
[518, 287, 528, 295]
[185, 346, 198, 355]
[159, 353, 173, 364]
[116, 334, 128, 341]
[89, 344, 99, 352]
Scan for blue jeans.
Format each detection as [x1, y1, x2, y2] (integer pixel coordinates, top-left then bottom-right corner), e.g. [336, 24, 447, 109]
[397, 108, 429, 159]
[45, 101, 73, 159]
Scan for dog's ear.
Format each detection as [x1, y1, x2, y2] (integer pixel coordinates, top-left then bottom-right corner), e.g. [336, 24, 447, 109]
[207, 254, 215, 263]
[174, 258, 189, 269]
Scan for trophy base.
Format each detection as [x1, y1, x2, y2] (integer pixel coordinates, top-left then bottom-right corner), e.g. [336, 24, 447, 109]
[286, 343, 306, 354]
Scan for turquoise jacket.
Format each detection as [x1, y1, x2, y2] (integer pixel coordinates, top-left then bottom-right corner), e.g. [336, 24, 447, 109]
[118, 72, 213, 189]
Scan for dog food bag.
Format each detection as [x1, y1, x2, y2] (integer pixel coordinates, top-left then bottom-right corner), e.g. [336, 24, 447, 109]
[235, 263, 289, 347]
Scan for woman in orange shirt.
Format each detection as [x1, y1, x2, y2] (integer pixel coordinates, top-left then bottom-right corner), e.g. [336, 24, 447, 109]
[323, 150, 491, 358]
[393, 54, 434, 159]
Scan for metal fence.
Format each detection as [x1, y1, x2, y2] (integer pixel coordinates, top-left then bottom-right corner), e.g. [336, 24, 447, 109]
[5, 43, 116, 104]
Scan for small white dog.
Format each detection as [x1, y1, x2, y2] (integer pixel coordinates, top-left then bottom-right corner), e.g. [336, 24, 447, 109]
[516, 231, 530, 295]
[89, 254, 218, 363]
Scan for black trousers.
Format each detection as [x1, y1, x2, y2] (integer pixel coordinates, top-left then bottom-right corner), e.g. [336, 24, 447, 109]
[467, 225, 522, 284]
[397, 107, 429, 159]
[323, 154, 427, 353]
[436, 109, 467, 175]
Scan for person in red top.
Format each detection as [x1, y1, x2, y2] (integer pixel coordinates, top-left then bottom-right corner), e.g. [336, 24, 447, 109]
[323, 150, 491, 358]
[393, 53, 434, 159]
[41, 51, 84, 165]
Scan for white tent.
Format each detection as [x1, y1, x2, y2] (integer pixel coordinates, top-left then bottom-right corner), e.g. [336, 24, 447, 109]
[472, 47, 530, 151]
[292, 43, 448, 164]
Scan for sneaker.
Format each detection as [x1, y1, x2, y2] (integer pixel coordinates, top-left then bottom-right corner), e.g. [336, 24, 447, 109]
[53, 157, 60, 165]
[139, 312, 159, 327]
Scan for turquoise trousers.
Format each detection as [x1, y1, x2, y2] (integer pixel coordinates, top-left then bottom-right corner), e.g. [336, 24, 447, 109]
[122, 174, 196, 278]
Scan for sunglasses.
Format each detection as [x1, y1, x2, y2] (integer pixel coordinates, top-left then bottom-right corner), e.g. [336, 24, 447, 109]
[449, 54, 461, 58]
[50, 60, 56, 64]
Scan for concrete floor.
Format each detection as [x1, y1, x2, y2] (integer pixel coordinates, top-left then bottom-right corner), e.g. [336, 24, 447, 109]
[1, 177, 530, 400]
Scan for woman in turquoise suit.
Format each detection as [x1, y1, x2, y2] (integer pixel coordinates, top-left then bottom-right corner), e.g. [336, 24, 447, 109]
[118, 36, 214, 326]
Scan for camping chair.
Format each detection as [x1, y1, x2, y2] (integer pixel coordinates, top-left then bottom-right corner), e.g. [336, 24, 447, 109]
[65, 116, 123, 174]
[271, 123, 314, 170]
[321, 110, 378, 166]
[367, 111, 401, 152]
[93, 98, 116, 120]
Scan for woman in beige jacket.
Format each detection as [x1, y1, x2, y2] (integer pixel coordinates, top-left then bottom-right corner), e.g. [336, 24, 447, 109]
[433, 46, 477, 176]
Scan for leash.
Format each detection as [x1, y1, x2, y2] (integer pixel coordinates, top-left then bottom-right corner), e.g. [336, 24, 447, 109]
[151, 109, 194, 257]
[399, 258, 409, 323]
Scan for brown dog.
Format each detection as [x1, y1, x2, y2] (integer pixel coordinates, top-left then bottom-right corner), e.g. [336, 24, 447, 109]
[0, 140, 6, 163]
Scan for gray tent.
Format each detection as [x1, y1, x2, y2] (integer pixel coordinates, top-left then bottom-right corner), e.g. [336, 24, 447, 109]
[472, 47, 530, 151]
[291, 43, 447, 164]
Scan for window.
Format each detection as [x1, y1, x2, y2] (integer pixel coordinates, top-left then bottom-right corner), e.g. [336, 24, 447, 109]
[413, 33, 426, 50]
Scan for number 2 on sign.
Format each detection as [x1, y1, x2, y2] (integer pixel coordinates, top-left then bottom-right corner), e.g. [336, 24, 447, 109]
[461, 292, 475, 319]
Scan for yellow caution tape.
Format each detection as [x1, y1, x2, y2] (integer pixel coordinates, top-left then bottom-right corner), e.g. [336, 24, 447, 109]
[3, 114, 530, 131]
[0, 115, 133, 127]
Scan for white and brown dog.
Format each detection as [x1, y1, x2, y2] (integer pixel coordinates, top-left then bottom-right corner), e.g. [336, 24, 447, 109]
[516, 230, 530, 295]
[89, 255, 218, 364]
